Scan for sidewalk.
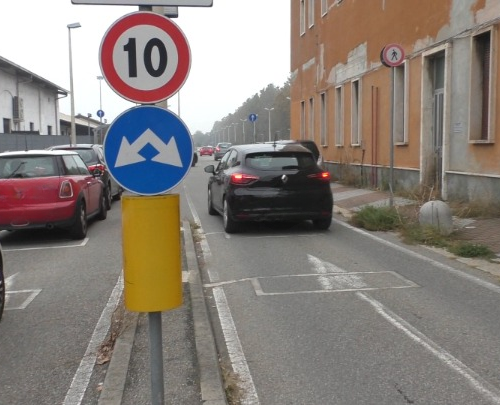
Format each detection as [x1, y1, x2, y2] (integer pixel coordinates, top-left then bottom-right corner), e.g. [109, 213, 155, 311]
[97, 183, 500, 405]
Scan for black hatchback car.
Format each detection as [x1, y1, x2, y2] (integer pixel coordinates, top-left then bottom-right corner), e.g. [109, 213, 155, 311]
[204, 143, 333, 233]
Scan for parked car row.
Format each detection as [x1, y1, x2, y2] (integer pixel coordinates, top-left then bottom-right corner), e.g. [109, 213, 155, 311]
[203, 141, 332, 233]
[0, 149, 108, 239]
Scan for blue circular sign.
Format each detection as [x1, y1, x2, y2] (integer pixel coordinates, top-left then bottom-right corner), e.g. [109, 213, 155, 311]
[103, 105, 193, 195]
[97, 109, 105, 118]
[249, 113, 257, 122]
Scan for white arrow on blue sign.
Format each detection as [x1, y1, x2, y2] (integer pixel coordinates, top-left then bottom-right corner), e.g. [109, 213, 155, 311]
[103, 105, 193, 195]
[249, 113, 257, 122]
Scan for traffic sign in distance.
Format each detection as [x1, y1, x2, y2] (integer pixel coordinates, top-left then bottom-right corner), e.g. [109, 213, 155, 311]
[249, 113, 258, 122]
[100, 12, 191, 104]
[381, 43, 405, 67]
[103, 105, 194, 195]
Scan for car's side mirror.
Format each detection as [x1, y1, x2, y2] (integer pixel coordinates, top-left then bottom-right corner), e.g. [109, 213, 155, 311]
[92, 168, 103, 177]
[204, 165, 215, 174]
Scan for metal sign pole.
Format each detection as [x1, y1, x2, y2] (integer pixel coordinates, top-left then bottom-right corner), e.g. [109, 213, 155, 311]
[149, 312, 165, 405]
[389, 66, 395, 207]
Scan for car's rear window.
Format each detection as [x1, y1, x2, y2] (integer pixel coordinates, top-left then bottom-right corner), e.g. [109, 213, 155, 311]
[246, 152, 316, 171]
[72, 149, 97, 165]
[218, 143, 231, 148]
[0, 156, 57, 178]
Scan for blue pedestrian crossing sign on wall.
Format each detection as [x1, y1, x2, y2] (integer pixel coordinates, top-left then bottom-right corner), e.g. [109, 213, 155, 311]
[103, 105, 193, 195]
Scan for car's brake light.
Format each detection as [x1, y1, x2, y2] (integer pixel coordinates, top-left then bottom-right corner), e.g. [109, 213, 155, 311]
[59, 180, 74, 198]
[307, 171, 331, 181]
[230, 173, 259, 185]
[88, 164, 106, 173]
[216, 147, 220, 151]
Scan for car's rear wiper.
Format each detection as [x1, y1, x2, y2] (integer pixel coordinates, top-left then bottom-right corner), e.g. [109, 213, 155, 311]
[7, 161, 26, 178]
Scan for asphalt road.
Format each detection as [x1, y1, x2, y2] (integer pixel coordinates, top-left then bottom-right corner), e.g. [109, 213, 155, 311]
[0, 201, 124, 405]
[184, 155, 500, 405]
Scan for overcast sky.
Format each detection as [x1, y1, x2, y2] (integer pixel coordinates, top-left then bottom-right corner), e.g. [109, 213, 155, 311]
[0, 1, 290, 134]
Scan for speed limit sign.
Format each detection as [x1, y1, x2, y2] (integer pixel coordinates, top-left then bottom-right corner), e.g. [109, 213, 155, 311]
[99, 11, 191, 104]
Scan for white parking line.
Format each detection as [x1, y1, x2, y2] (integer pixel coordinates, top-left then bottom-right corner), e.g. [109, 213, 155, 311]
[2, 238, 89, 252]
[63, 274, 123, 405]
[357, 292, 500, 404]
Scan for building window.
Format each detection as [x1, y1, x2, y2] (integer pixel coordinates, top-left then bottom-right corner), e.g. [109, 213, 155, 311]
[47, 125, 53, 135]
[351, 80, 361, 146]
[300, 100, 306, 139]
[30, 122, 35, 131]
[308, 0, 315, 28]
[320, 92, 327, 146]
[335, 86, 344, 146]
[394, 63, 407, 144]
[321, 0, 328, 16]
[300, 0, 306, 36]
[470, 29, 494, 142]
[308, 97, 315, 140]
[3, 118, 11, 133]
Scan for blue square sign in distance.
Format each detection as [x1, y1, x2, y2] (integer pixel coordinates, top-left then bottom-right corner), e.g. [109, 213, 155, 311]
[103, 105, 193, 195]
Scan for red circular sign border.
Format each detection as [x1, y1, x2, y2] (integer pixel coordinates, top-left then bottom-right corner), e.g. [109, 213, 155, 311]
[100, 11, 191, 104]
[382, 43, 405, 68]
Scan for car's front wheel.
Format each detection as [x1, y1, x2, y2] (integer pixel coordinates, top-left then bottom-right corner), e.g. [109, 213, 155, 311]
[97, 191, 108, 220]
[0, 258, 4, 322]
[71, 200, 88, 239]
[223, 198, 238, 233]
[105, 182, 112, 210]
[208, 188, 217, 215]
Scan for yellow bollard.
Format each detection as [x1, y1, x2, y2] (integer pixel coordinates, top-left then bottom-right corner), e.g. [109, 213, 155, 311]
[121, 194, 182, 312]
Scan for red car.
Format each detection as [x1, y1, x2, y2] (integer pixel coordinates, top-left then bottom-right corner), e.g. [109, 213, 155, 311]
[199, 146, 214, 156]
[0, 150, 107, 239]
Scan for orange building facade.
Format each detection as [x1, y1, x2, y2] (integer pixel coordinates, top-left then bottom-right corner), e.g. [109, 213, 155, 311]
[290, 0, 500, 204]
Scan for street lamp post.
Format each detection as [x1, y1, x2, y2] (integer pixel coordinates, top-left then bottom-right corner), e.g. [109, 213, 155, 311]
[87, 113, 92, 142]
[96, 76, 104, 144]
[240, 118, 247, 143]
[67, 22, 81, 145]
[264, 107, 274, 142]
[232, 123, 238, 144]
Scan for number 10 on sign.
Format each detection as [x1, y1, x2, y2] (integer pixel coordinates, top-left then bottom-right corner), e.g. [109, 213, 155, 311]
[100, 11, 191, 104]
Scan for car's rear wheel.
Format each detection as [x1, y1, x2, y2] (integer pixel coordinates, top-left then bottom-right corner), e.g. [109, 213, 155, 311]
[312, 216, 332, 230]
[71, 200, 88, 240]
[97, 191, 108, 220]
[223, 198, 238, 233]
[208, 188, 217, 215]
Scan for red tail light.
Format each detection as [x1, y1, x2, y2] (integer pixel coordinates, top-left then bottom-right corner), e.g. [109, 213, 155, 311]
[59, 180, 74, 198]
[88, 164, 106, 173]
[216, 147, 220, 152]
[230, 173, 259, 185]
[307, 171, 331, 181]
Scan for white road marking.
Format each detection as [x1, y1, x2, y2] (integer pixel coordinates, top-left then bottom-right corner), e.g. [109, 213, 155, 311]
[2, 238, 89, 252]
[5, 289, 42, 310]
[184, 185, 259, 404]
[213, 287, 260, 405]
[63, 274, 123, 405]
[333, 218, 500, 295]
[357, 292, 500, 404]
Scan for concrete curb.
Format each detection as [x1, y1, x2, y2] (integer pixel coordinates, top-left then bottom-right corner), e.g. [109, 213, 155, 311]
[98, 312, 139, 405]
[183, 220, 228, 405]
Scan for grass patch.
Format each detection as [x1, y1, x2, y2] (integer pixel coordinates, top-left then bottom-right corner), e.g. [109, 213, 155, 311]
[350, 205, 494, 260]
[350, 206, 401, 231]
[448, 242, 494, 258]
